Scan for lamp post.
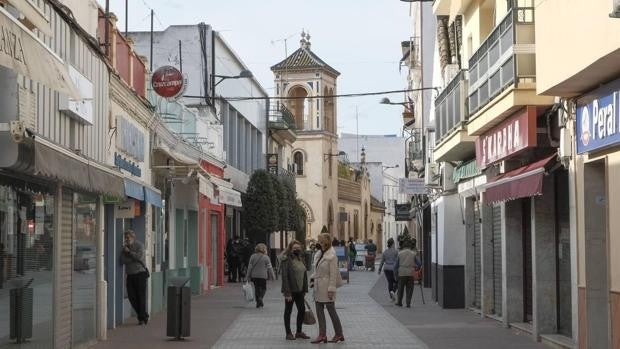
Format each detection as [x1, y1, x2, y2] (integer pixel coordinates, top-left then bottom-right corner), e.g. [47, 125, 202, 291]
[323, 151, 346, 161]
[213, 69, 254, 87]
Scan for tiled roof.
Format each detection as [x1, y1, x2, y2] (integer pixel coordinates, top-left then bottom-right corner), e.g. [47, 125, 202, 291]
[271, 47, 340, 76]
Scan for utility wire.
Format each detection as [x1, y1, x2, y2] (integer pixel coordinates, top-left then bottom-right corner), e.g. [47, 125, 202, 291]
[194, 87, 439, 102]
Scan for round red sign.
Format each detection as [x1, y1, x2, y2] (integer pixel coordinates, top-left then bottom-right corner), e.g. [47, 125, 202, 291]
[152, 66, 185, 98]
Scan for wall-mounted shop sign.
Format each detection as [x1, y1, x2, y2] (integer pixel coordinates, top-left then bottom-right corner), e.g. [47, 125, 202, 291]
[399, 178, 426, 195]
[0, 6, 79, 98]
[152, 65, 186, 99]
[115, 199, 137, 219]
[395, 203, 412, 221]
[266, 153, 278, 175]
[114, 152, 141, 177]
[576, 90, 619, 154]
[116, 117, 145, 161]
[59, 65, 94, 124]
[475, 106, 537, 168]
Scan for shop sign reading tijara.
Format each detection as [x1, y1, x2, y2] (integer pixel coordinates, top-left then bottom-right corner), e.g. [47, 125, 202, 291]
[0, 5, 79, 99]
[576, 90, 619, 154]
[475, 106, 537, 168]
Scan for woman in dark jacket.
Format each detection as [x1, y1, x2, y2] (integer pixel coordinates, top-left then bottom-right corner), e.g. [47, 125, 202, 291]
[280, 239, 310, 341]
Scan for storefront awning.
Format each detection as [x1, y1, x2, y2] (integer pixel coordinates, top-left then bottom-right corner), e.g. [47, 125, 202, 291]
[124, 178, 144, 201]
[483, 155, 557, 204]
[34, 137, 124, 197]
[452, 159, 481, 183]
[218, 186, 242, 207]
[209, 175, 234, 189]
[198, 174, 214, 200]
[144, 186, 163, 207]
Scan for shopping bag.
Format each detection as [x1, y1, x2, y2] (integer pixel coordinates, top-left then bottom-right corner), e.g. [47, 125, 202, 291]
[303, 299, 316, 325]
[242, 281, 254, 302]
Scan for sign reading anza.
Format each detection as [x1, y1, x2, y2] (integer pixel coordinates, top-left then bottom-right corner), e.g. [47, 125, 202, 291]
[475, 106, 537, 168]
[576, 90, 619, 154]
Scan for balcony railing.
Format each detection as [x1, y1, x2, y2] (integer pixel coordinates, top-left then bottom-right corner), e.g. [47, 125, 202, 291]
[435, 69, 469, 142]
[467, 1, 535, 115]
[268, 102, 296, 131]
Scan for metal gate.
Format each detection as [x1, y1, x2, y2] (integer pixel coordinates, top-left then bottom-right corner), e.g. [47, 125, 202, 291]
[56, 188, 73, 349]
[492, 204, 502, 316]
[473, 201, 481, 309]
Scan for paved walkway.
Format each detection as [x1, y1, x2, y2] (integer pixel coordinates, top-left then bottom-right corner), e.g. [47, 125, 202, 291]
[369, 274, 548, 349]
[212, 271, 428, 349]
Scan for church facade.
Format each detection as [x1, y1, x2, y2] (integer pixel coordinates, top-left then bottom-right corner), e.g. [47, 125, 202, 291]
[271, 33, 340, 241]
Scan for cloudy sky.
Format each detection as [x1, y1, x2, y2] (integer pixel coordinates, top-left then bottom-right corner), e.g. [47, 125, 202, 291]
[98, 0, 412, 136]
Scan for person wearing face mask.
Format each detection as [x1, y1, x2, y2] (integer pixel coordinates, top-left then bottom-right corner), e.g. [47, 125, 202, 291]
[310, 233, 344, 344]
[280, 240, 310, 341]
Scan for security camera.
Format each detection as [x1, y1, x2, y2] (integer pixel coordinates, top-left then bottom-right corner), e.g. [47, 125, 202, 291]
[611, 0, 620, 17]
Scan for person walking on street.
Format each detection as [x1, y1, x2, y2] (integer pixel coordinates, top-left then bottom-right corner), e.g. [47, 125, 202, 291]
[394, 240, 419, 308]
[365, 239, 377, 271]
[378, 238, 398, 301]
[311, 233, 344, 344]
[246, 243, 274, 308]
[120, 230, 149, 325]
[280, 240, 311, 341]
[348, 238, 357, 271]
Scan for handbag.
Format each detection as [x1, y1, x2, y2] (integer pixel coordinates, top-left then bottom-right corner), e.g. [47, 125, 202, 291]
[335, 268, 344, 288]
[303, 299, 316, 325]
[242, 281, 254, 302]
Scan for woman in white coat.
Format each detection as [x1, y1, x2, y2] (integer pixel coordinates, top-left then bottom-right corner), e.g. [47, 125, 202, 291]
[310, 233, 344, 344]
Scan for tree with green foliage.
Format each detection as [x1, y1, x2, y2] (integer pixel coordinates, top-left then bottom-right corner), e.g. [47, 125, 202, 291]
[241, 170, 278, 243]
[292, 200, 306, 243]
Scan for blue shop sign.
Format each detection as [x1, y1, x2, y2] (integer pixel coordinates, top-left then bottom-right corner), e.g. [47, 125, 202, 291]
[576, 91, 619, 154]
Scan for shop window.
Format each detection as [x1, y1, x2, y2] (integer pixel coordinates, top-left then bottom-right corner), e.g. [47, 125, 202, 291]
[0, 182, 55, 348]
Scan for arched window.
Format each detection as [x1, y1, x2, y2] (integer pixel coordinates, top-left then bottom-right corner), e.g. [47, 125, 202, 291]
[293, 151, 304, 175]
[288, 86, 308, 129]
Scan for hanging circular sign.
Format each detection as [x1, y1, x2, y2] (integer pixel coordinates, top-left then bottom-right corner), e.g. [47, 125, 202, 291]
[152, 65, 186, 99]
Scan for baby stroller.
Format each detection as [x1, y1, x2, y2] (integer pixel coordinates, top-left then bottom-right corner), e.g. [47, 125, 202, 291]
[365, 253, 376, 271]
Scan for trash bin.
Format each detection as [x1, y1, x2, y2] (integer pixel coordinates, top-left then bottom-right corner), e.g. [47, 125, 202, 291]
[9, 278, 33, 343]
[166, 277, 191, 339]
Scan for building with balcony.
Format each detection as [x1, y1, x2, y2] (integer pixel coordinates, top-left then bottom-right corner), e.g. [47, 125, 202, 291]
[534, 1, 620, 348]
[430, 1, 574, 347]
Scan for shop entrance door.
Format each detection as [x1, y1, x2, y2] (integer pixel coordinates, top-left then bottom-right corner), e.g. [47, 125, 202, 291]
[210, 214, 218, 287]
[522, 199, 533, 323]
[555, 170, 572, 336]
[584, 160, 609, 349]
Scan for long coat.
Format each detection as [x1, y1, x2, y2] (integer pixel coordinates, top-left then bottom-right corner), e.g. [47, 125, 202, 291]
[311, 247, 338, 303]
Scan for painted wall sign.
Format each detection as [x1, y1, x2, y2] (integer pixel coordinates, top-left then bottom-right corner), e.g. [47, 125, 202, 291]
[0, 6, 79, 98]
[114, 152, 141, 177]
[152, 65, 186, 99]
[116, 117, 145, 161]
[576, 91, 619, 154]
[475, 106, 537, 168]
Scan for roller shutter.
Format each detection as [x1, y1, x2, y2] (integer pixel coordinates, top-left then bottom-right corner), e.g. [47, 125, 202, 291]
[492, 204, 502, 316]
[473, 201, 481, 309]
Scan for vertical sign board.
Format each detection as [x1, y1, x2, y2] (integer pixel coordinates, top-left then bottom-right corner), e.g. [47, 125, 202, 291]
[334, 246, 349, 283]
[576, 90, 620, 154]
[395, 203, 412, 221]
[266, 153, 278, 175]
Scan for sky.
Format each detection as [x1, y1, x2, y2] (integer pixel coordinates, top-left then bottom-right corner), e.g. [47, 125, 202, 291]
[97, 0, 412, 136]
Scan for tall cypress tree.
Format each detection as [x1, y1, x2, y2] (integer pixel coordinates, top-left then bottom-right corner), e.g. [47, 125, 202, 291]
[241, 170, 278, 243]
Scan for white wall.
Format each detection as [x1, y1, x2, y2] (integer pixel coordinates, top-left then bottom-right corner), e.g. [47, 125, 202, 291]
[434, 194, 465, 265]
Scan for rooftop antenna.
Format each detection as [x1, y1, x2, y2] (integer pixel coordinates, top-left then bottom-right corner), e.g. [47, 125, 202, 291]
[270, 31, 299, 96]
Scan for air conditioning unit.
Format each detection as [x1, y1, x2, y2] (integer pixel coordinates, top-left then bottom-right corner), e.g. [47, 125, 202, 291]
[442, 163, 456, 191]
[424, 163, 440, 187]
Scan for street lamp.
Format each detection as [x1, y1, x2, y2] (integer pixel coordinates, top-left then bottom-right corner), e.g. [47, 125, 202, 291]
[380, 97, 409, 106]
[382, 164, 400, 170]
[213, 69, 253, 87]
[323, 151, 346, 161]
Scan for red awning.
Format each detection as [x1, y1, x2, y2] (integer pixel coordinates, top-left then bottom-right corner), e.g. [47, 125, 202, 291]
[483, 155, 557, 204]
